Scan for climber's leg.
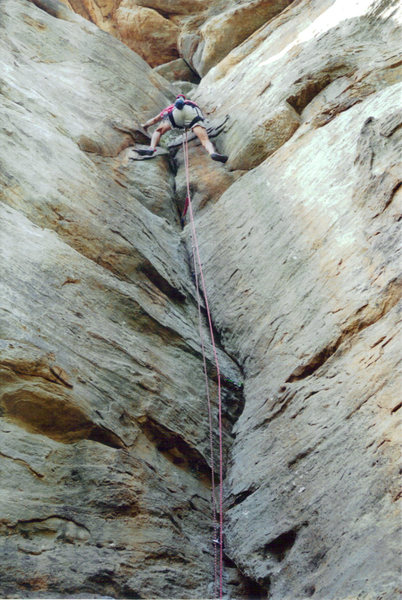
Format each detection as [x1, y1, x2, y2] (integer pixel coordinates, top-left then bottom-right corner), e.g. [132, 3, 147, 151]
[137, 122, 171, 156]
[151, 123, 171, 149]
[192, 125, 215, 155]
[193, 125, 228, 163]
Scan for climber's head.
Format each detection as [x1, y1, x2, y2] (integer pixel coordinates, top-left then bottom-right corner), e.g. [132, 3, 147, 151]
[175, 94, 186, 110]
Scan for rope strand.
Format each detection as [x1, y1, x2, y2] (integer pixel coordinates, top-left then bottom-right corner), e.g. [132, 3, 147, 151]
[183, 135, 219, 596]
[183, 132, 224, 599]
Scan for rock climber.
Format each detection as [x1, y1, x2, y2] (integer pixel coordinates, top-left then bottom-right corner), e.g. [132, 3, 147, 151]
[138, 94, 228, 163]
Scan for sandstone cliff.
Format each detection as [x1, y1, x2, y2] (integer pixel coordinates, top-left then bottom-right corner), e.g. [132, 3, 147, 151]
[0, 0, 401, 599]
[56, 0, 297, 72]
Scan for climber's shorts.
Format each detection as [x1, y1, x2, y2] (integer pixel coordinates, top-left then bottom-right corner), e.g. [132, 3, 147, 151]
[166, 104, 206, 131]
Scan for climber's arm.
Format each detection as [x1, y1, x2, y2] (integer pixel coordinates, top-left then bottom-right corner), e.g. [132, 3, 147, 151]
[141, 114, 162, 131]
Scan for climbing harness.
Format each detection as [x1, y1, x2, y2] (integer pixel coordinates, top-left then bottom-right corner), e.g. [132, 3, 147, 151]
[164, 100, 206, 130]
[182, 131, 224, 599]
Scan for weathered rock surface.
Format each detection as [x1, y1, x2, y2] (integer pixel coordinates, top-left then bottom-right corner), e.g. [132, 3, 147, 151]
[186, 0, 402, 597]
[1, 0, 401, 598]
[58, 0, 301, 77]
[0, 0, 242, 597]
[195, 85, 401, 598]
[191, 0, 295, 76]
[61, 0, 119, 34]
[115, 1, 180, 67]
[154, 58, 199, 84]
[195, 0, 402, 170]
[172, 126, 244, 215]
[131, 0, 210, 15]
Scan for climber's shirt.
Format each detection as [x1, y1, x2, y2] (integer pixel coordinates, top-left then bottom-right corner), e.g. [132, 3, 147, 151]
[160, 101, 206, 130]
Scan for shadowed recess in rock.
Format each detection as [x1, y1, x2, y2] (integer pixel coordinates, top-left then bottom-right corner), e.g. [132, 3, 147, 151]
[263, 528, 298, 562]
[1, 385, 125, 449]
[286, 62, 351, 114]
[138, 262, 186, 303]
[2, 516, 90, 544]
[137, 414, 213, 481]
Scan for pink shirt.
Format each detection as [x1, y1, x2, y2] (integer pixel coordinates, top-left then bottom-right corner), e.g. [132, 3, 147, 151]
[159, 104, 175, 119]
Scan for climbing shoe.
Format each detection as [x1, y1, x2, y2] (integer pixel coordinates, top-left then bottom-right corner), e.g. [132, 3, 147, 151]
[137, 148, 155, 156]
[211, 153, 228, 163]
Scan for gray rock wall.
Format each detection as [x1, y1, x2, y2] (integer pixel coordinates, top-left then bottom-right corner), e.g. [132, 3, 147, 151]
[0, 1, 242, 597]
[1, 0, 401, 599]
[191, 0, 401, 597]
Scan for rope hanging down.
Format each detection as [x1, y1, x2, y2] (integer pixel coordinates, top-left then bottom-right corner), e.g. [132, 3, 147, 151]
[182, 131, 224, 599]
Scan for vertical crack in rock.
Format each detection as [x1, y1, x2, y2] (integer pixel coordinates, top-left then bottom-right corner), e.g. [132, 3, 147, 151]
[168, 124, 253, 596]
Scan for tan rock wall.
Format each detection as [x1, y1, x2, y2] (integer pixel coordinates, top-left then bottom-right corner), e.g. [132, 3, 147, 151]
[188, 0, 402, 596]
[0, 1, 242, 597]
[114, 1, 180, 66]
[61, 0, 119, 33]
[59, 0, 298, 74]
[193, 0, 295, 76]
[132, 0, 211, 15]
[1, 0, 401, 598]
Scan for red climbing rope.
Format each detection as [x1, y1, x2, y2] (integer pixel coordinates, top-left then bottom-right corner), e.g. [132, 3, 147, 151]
[183, 134, 218, 594]
[182, 132, 224, 599]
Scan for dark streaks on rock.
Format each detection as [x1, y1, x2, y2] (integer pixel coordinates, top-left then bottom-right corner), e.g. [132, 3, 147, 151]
[85, 570, 143, 599]
[137, 414, 212, 480]
[0, 452, 44, 479]
[29, 0, 77, 22]
[286, 277, 402, 383]
[226, 486, 257, 510]
[286, 64, 350, 115]
[255, 388, 298, 426]
[288, 443, 320, 468]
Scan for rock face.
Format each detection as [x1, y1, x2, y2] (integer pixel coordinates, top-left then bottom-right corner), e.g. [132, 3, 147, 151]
[0, 1, 242, 598]
[195, 0, 402, 170]
[58, 0, 298, 76]
[153, 58, 199, 84]
[191, 0, 296, 76]
[114, 1, 180, 67]
[189, 0, 402, 597]
[1, 0, 401, 599]
[61, 0, 120, 34]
